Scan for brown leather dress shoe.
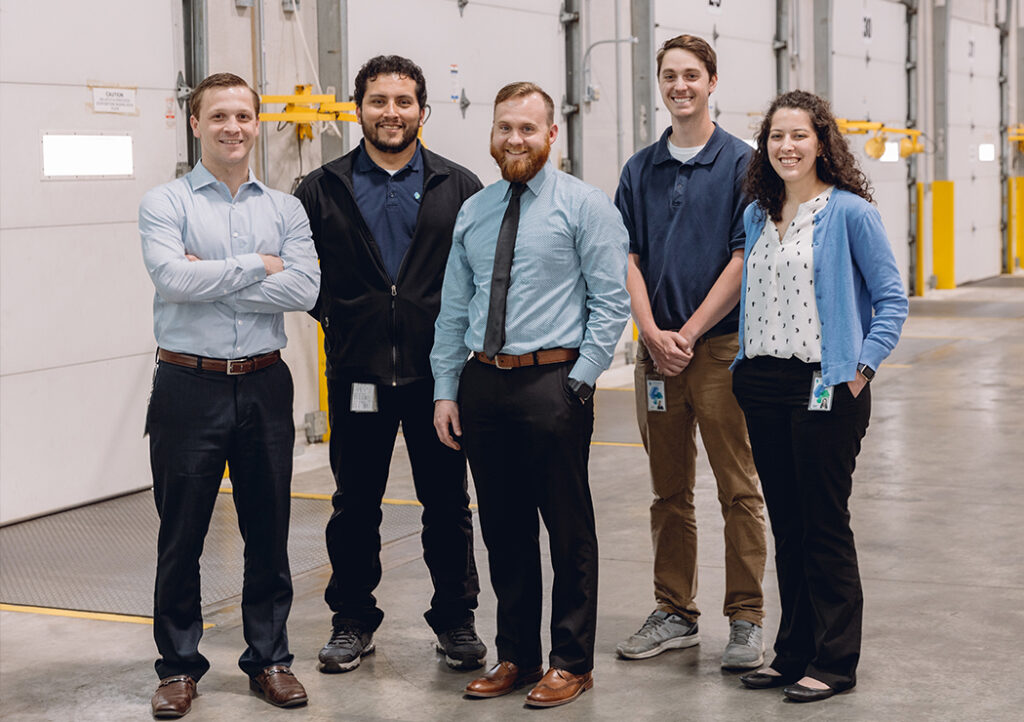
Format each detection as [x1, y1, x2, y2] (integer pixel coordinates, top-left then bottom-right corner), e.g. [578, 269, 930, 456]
[249, 665, 308, 708]
[151, 675, 196, 718]
[464, 661, 543, 698]
[525, 668, 593, 707]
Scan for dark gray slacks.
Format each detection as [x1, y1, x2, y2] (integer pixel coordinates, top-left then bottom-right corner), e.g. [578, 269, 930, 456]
[459, 358, 597, 675]
[148, 360, 295, 681]
[732, 355, 869, 691]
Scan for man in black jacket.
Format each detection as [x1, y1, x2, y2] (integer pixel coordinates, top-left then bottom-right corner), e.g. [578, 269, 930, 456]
[294, 55, 484, 674]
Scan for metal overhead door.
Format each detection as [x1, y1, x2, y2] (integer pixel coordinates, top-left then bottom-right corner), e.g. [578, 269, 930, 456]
[0, 0, 185, 522]
[346, 0, 567, 186]
[829, 0, 911, 290]
[946, 10, 1002, 283]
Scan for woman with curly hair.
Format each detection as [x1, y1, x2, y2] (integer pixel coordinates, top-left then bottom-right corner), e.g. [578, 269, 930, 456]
[729, 90, 908, 702]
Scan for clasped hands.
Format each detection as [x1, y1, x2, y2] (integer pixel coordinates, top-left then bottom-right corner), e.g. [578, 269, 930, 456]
[644, 327, 693, 376]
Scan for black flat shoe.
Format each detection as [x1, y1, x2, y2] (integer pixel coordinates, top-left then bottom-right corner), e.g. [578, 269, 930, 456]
[739, 671, 792, 689]
[783, 682, 835, 702]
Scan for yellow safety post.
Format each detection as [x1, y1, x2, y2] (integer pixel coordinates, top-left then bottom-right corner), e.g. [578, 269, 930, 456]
[932, 181, 955, 289]
[317, 321, 330, 442]
[916, 182, 926, 296]
[1008, 177, 1022, 274]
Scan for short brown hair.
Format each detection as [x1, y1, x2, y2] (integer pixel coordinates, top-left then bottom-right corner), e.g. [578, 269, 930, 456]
[493, 82, 555, 126]
[189, 73, 260, 119]
[656, 34, 717, 78]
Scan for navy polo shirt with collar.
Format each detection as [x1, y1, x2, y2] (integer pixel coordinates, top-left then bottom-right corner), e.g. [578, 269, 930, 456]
[352, 140, 424, 281]
[614, 124, 752, 336]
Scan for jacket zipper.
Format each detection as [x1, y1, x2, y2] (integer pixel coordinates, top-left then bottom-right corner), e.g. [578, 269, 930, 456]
[391, 284, 398, 386]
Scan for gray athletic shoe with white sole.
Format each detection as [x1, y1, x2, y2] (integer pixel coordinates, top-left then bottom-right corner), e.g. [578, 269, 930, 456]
[616, 610, 700, 659]
[318, 625, 375, 673]
[721, 619, 764, 669]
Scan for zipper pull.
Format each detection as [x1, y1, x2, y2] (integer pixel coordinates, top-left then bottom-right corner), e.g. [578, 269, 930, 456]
[391, 285, 397, 297]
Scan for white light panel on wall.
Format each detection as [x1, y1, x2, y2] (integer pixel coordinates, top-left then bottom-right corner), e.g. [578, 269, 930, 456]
[42, 132, 134, 178]
[978, 144, 995, 162]
[879, 142, 900, 163]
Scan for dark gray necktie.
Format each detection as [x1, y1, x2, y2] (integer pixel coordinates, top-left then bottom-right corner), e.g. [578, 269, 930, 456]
[483, 182, 527, 359]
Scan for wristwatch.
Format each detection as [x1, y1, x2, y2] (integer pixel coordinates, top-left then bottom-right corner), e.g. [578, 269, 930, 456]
[567, 378, 595, 402]
[856, 363, 875, 381]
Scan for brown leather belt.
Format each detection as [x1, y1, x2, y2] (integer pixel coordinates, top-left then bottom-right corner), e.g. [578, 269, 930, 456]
[158, 348, 281, 375]
[473, 348, 579, 370]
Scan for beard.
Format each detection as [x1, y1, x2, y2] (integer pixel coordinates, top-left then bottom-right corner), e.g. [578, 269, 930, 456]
[362, 118, 418, 155]
[490, 139, 550, 183]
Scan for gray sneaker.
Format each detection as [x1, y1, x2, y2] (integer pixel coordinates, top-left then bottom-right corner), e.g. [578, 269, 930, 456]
[318, 624, 375, 673]
[616, 610, 700, 659]
[721, 619, 764, 669]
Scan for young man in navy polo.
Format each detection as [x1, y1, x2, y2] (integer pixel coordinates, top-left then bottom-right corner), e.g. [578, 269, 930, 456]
[613, 34, 767, 670]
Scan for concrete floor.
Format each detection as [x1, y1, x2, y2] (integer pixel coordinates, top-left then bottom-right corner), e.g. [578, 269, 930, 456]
[2, 275, 1023, 721]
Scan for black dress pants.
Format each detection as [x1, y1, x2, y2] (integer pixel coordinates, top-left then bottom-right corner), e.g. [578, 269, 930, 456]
[148, 360, 295, 681]
[324, 378, 478, 633]
[459, 359, 597, 675]
[732, 356, 869, 691]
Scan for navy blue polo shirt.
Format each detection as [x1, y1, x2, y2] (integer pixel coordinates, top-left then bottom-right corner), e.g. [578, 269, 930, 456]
[614, 124, 752, 336]
[352, 140, 424, 281]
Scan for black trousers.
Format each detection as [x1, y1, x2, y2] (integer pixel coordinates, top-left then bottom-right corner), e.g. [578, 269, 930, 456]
[324, 378, 478, 633]
[459, 359, 597, 674]
[732, 356, 869, 691]
[148, 360, 295, 681]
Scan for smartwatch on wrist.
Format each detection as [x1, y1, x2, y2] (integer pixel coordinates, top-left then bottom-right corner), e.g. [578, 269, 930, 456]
[567, 378, 595, 402]
[856, 363, 875, 382]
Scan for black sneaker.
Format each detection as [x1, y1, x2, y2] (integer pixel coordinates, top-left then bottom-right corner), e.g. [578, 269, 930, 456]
[318, 624, 374, 673]
[435, 621, 487, 670]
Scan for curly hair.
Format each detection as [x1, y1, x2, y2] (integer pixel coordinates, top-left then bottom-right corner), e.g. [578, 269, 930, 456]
[353, 55, 427, 109]
[744, 90, 873, 222]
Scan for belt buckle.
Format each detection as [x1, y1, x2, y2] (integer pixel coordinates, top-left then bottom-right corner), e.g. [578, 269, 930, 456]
[226, 358, 249, 375]
[493, 354, 514, 370]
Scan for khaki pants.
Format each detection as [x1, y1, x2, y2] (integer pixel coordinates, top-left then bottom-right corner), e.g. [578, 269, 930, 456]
[634, 333, 766, 625]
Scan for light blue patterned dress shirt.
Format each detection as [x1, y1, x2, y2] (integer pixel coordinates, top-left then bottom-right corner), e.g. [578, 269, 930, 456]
[431, 161, 630, 400]
[139, 162, 320, 359]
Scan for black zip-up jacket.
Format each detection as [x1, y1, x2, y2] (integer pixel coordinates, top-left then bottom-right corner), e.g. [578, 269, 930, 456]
[294, 145, 483, 385]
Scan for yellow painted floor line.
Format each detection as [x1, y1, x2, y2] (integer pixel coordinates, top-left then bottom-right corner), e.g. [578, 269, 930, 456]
[881, 363, 913, 369]
[599, 386, 635, 392]
[592, 440, 644, 448]
[0, 603, 214, 629]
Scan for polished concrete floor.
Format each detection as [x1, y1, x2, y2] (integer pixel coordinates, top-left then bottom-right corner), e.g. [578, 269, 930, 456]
[2, 275, 1023, 721]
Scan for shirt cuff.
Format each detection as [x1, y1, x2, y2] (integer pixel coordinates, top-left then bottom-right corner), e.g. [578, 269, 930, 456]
[433, 375, 460, 402]
[239, 252, 268, 281]
[568, 357, 604, 387]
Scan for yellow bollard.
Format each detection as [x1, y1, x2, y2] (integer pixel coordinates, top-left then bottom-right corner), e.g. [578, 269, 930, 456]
[932, 181, 955, 289]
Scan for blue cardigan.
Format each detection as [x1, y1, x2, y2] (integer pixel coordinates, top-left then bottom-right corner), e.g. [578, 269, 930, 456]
[732, 189, 908, 386]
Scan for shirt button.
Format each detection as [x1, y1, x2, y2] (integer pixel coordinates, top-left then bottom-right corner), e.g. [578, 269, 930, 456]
[238, 320, 243, 325]
[233, 232, 239, 237]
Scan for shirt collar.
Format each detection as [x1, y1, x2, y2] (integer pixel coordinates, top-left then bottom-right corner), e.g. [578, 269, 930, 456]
[499, 160, 552, 199]
[653, 123, 728, 167]
[354, 139, 423, 176]
[188, 161, 262, 195]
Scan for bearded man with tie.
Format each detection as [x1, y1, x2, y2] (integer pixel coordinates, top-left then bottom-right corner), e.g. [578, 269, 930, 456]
[430, 81, 630, 708]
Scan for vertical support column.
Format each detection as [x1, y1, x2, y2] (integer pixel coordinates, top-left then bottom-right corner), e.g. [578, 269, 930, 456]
[932, 0, 949, 181]
[932, 180, 955, 289]
[630, 0, 655, 153]
[775, 0, 789, 94]
[183, 0, 208, 168]
[905, 0, 919, 294]
[318, 0, 348, 164]
[562, 0, 583, 177]
[812, 0, 832, 100]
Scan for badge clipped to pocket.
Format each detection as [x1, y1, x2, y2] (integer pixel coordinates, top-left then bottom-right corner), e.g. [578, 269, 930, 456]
[808, 371, 833, 412]
[351, 382, 378, 413]
[646, 377, 667, 412]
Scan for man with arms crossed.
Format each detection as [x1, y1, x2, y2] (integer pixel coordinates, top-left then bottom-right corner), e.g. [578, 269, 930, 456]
[294, 55, 485, 674]
[432, 82, 629, 707]
[141, 73, 319, 717]
[614, 35, 767, 669]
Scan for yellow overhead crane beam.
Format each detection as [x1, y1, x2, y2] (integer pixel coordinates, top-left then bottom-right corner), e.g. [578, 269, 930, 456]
[836, 119, 924, 159]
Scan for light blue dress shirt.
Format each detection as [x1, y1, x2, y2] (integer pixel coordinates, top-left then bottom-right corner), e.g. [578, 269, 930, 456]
[431, 162, 630, 400]
[139, 162, 320, 359]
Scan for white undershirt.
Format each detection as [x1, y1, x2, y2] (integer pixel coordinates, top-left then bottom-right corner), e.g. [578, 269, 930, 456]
[666, 139, 704, 163]
[744, 187, 833, 362]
